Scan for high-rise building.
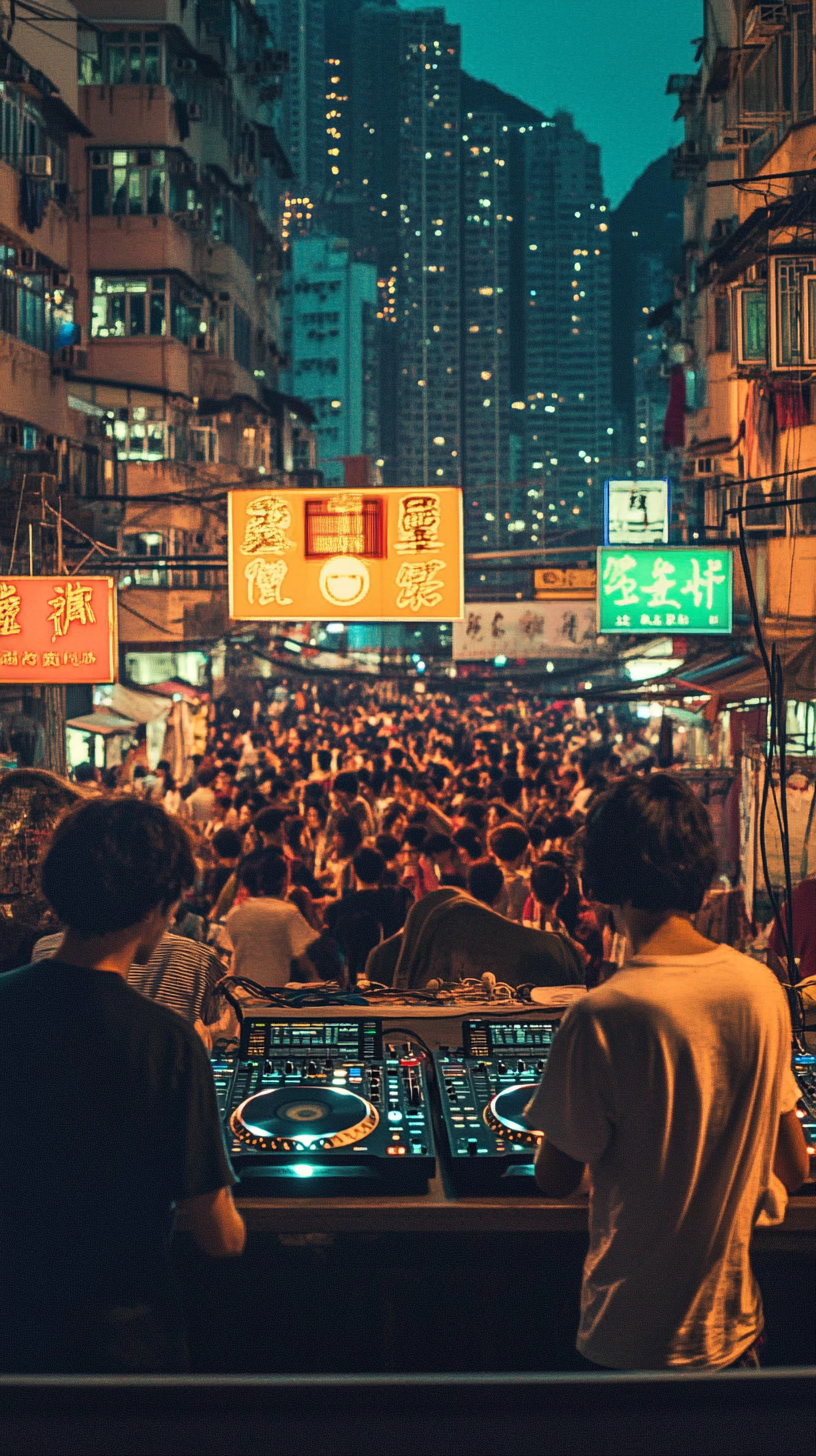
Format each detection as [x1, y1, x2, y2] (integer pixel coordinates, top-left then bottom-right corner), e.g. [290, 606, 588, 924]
[343, 3, 460, 486]
[458, 76, 546, 556]
[460, 111, 511, 540]
[284, 234, 378, 481]
[610, 154, 686, 479]
[67, 1, 311, 682]
[258, 0, 326, 198]
[521, 112, 613, 544]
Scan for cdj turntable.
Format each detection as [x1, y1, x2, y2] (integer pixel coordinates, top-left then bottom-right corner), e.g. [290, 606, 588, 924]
[434, 1019, 559, 1193]
[793, 1051, 816, 1183]
[213, 1017, 435, 1195]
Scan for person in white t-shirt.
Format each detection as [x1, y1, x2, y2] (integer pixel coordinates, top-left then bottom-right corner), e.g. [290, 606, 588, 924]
[526, 773, 809, 1371]
[222, 852, 319, 987]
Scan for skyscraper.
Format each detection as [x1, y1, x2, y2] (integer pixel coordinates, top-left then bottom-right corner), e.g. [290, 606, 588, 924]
[259, 0, 327, 198]
[284, 234, 378, 481]
[343, 4, 461, 486]
[459, 76, 545, 555]
[610, 153, 686, 476]
[522, 112, 613, 543]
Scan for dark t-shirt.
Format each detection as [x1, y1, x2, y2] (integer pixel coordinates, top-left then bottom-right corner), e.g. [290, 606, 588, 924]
[0, 961, 235, 1373]
[325, 885, 412, 944]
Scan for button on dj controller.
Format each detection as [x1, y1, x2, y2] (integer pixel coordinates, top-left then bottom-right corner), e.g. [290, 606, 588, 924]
[434, 1019, 560, 1193]
[215, 1018, 435, 1195]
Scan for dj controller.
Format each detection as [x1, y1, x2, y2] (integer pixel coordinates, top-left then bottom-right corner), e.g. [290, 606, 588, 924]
[793, 1051, 816, 1180]
[433, 1019, 561, 1193]
[213, 1016, 435, 1195]
[209, 1015, 816, 1198]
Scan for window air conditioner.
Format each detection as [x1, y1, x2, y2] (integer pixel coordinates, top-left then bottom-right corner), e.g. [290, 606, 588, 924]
[25, 155, 52, 177]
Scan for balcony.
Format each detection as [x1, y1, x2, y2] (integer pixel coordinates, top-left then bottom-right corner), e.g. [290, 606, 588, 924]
[88, 212, 197, 279]
[80, 87, 185, 153]
[86, 335, 194, 397]
[0, 160, 70, 269]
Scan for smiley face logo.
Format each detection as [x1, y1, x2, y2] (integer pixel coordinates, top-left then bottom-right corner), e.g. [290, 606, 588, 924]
[318, 555, 370, 607]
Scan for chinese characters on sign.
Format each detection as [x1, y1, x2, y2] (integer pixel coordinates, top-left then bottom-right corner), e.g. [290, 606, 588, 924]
[453, 601, 605, 660]
[229, 488, 463, 621]
[596, 548, 732, 634]
[604, 479, 670, 546]
[0, 577, 117, 683]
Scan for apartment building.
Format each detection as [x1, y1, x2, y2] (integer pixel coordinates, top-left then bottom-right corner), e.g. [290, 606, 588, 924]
[284, 233, 378, 480]
[520, 111, 613, 544]
[67, 0, 314, 672]
[667, 0, 816, 635]
[0, 1, 116, 525]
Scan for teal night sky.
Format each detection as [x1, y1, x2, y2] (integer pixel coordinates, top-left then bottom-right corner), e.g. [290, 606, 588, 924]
[408, 0, 702, 204]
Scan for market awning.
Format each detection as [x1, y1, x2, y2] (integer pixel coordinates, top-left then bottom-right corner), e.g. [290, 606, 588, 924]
[98, 684, 173, 724]
[66, 711, 138, 737]
[690, 634, 816, 722]
[143, 680, 207, 704]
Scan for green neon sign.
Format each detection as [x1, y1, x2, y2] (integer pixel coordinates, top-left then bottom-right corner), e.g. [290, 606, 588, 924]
[597, 547, 733, 635]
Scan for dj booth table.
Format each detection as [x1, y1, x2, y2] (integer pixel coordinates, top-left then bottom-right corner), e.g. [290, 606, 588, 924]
[174, 997, 816, 1375]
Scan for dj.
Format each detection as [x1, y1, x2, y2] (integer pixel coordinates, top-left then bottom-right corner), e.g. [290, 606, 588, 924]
[0, 799, 244, 1374]
[526, 774, 809, 1371]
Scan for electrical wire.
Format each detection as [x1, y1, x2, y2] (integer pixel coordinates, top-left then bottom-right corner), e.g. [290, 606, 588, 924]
[737, 508, 804, 1043]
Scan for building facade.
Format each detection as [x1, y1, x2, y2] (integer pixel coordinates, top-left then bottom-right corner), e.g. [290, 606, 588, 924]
[520, 111, 613, 545]
[284, 233, 378, 480]
[668, 0, 816, 637]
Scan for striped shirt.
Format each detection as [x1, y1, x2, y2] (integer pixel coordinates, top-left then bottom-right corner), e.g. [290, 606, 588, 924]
[31, 932, 223, 1026]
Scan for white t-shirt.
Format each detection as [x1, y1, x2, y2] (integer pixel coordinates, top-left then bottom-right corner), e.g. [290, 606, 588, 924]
[525, 945, 800, 1370]
[223, 897, 318, 986]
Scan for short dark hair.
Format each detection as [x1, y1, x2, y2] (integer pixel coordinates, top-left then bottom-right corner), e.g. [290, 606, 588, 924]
[353, 847, 384, 885]
[490, 823, 529, 863]
[73, 762, 96, 784]
[583, 773, 717, 913]
[254, 806, 288, 837]
[335, 814, 364, 856]
[530, 861, 568, 907]
[41, 799, 195, 935]
[196, 766, 216, 788]
[212, 827, 242, 859]
[375, 832, 400, 862]
[453, 826, 483, 861]
[403, 824, 427, 851]
[468, 858, 505, 908]
[424, 833, 454, 858]
[242, 850, 288, 898]
[333, 771, 359, 798]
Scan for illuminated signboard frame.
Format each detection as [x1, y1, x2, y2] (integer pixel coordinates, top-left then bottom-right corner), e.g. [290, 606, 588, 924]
[603, 478, 670, 546]
[228, 487, 464, 623]
[596, 547, 733, 635]
[0, 576, 118, 683]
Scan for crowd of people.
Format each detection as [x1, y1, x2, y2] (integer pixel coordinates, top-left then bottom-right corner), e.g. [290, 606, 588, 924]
[1, 676, 808, 1381]
[64, 684, 665, 1025]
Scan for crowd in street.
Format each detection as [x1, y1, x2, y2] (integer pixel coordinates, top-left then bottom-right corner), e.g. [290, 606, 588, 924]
[59, 681, 667, 1030]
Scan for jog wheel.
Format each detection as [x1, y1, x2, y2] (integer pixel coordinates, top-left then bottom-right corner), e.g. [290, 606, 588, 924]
[484, 1085, 543, 1146]
[230, 1085, 379, 1152]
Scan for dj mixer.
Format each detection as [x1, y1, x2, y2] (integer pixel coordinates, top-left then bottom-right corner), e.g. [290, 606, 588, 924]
[213, 1017, 435, 1194]
[793, 1051, 816, 1182]
[433, 1019, 560, 1193]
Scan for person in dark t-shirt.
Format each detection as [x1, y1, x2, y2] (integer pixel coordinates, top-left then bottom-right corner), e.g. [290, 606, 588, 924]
[0, 798, 245, 1374]
[324, 847, 413, 946]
